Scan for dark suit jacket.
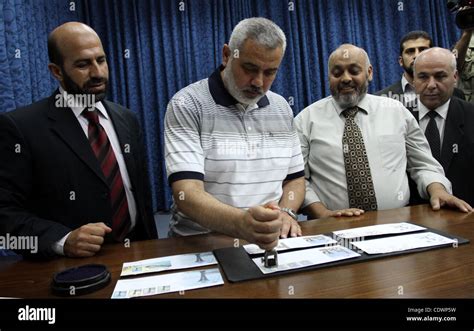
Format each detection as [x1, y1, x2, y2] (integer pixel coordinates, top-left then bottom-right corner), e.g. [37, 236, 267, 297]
[376, 80, 466, 205]
[0, 92, 158, 259]
[408, 97, 474, 206]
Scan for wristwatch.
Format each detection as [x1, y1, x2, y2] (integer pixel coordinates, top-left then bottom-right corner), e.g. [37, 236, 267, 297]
[281, 207, 298, 221]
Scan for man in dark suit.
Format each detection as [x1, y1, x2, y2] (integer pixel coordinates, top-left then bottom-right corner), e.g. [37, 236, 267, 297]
[376, 31, 465, 205]
[376, 30, 465, 112]
[0, 22, 157, 259]
[412, 47, 474, 206]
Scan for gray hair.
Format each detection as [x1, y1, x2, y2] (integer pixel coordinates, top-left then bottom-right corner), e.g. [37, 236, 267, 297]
[328, 44, 371, 72]
[228, 17, 286, 54]
[414, 47, 457, 74]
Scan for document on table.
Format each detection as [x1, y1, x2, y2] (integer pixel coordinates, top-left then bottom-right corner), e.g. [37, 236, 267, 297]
[252, 245, 360, 274]
[112, 268, 224, 299]
[120, 251, 217, 276]
[333, 222, 425, 239]
[243, 235, 337, 255]
[351, 232, 456, 255]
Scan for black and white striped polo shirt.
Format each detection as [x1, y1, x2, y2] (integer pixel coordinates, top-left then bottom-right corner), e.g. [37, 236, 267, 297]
[165, 67, 304, 236]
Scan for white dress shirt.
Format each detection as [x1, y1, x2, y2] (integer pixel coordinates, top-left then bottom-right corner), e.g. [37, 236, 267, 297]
[52, 88, 137, 255]
[418, 98, 450, 147]
[294, 94, 452, 211]
[401, 75, 417, 107]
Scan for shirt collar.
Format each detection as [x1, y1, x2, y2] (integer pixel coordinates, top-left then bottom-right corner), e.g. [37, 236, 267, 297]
[59, 86, 108, 120]
[331, 94, 371, 116]
[401, 75, 414, 93]
[208, 65, 270, 108]
[418, 98, 450, 121]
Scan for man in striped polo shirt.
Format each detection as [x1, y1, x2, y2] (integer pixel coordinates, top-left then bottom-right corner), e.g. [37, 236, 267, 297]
[165, 18, 305, 250]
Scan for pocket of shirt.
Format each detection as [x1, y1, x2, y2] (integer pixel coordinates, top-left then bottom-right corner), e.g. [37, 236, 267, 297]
[377, 134, 406, 170]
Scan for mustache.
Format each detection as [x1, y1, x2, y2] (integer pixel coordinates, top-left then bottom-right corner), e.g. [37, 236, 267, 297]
[244, 86, 263, 95]
[85, 78, 108, 88]
[338, 82, 357, 90]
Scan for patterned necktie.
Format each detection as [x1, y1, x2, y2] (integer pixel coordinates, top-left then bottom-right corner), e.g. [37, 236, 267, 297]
[342, 107, 378, 211]
[82, 109, 131, 241]
[424, 111, 441, 162]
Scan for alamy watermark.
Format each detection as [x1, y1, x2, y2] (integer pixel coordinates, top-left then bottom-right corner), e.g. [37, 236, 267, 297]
[0, 233, 38, 254]
[216, 139, 259, 157]
[55, 93, 96, 110]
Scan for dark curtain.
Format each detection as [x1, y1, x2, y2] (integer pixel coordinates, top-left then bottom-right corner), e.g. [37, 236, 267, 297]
[0, 0, 461, 211]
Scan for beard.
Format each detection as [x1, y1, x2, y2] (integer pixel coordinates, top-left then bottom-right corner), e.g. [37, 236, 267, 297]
[331, 79, 369, 109]
[222, 62, 264, 106]
[61, 67, 108, 102]
[403, 61, 414, 78]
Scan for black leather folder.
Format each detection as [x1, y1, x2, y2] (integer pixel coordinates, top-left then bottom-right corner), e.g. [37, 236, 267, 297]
[213, 225, 469, 283]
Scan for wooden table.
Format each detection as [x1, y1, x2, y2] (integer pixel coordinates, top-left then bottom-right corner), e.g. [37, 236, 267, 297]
[1, 204, 473, 299]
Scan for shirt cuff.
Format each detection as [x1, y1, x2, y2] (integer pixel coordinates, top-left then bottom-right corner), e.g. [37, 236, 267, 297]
[419, 176, 453, 199]
[51, 232, 71, 256]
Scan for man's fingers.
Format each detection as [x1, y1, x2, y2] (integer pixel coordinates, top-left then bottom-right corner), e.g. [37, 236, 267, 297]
[336, 209, 364, 217]
[86, 234, 105, 246]
[249, 205, 280, 221]
[430, 197, 441, 210]
[256, 237, 279, 251]
[254, 231, 280, 247]
[449, 198, 472, 213]
[253, 218, 282, 234]
[76, 241, 102, 253]
[280, 217, 291, 239]
[88, 222, 112, 235]
[290, 220, 301, 237]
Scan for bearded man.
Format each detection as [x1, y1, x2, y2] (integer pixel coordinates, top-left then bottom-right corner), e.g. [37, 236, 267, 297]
[376, 30, 464, 111]
[0, 22, 157, 259]
[164, 17, 305, 250]
[294, 44, 471, 220]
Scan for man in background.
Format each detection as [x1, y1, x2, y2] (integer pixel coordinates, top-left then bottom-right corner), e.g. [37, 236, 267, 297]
[453, 28, 474, 102]
[295, 44, 472, 219]
[377, 31, 465, 111]
[413, 47, 474, 206]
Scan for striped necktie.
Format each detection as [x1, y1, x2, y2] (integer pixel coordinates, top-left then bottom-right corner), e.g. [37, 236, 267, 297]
[82, 109, 131, 241]
[342, 107, 378, 211]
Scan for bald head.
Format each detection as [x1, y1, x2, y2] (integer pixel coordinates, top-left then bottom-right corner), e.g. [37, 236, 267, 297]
[47, 22, 109, 100]
[48, 22, 102, 65]
[414, 47, 457, 75]
[413, 47, 458, 110]
[328, 44, 371, 73]
[328, 44, 373, 109]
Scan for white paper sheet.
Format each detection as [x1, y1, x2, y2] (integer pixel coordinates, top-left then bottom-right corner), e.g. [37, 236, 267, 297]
[120, 251, 217, 276]
[243, 235, 337, 255]
[112, 268, 224, 299]
[333, 222, 426, 239]
[351, 231, 456, 255]
[252, 245, 360, 274]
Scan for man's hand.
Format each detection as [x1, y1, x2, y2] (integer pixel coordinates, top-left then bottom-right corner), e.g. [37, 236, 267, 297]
[280, 212, 302, 239]
[64, 222, 112, 257]
[318, 208, 365, 218]
[427, 183, 473, 213]
[279, 212, 302, 239]
[303, 202, 364, 219]
[239, 205, 282, 251]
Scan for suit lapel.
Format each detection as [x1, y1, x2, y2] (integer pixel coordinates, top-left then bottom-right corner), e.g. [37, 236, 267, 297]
[441, 99, 464, 171]
[47, 93, 108, 186]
